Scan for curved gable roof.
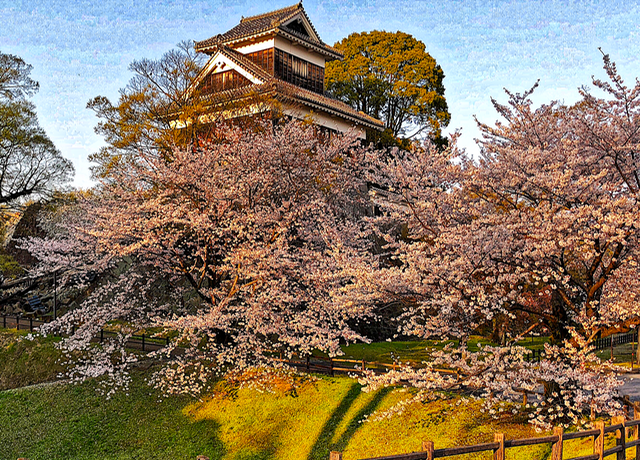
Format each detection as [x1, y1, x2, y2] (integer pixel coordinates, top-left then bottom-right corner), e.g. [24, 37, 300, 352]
[195, 3, 343, 60]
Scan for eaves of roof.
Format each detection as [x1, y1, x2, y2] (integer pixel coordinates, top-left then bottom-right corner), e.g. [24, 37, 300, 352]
[198, 81, 384, 131]
[273, 81, 384, 130]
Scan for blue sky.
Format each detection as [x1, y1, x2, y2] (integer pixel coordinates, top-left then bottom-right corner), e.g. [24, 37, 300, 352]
[1, 0, 639, 188]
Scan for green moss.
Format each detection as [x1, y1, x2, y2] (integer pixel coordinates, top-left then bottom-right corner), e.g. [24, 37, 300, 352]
[0, 252, 25, 278]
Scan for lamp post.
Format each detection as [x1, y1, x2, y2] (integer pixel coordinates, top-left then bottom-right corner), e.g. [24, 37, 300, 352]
[53, 270, 57, 320]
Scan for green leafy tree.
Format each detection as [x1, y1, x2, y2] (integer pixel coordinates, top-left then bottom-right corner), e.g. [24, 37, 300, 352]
[0, 52, 73, 210]
[326, 31, 450, 145]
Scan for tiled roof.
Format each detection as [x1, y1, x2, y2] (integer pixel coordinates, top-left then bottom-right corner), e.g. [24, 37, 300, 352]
[218, 46, 273, 82]
[273, 80, 385, 129]
[199, 79, 384, 131]
[194, 3, 342, 60]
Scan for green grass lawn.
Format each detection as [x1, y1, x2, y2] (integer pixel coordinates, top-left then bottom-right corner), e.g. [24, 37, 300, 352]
[335, 335, 550, 365]
[1, 369, 552, 460]
[0, 329, 626, 460]
[0, 329, 65, 391]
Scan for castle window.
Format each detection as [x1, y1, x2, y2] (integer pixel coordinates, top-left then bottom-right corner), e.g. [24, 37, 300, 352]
[274, 49, 324, 94]
[245, 49, 274, 74]
[198, 70, 251, 94]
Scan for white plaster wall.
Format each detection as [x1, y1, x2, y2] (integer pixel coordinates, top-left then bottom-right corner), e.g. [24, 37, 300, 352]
[283, 104, 366, 138]
[274, 36, 325, 67]
[234, 38, 275, 55]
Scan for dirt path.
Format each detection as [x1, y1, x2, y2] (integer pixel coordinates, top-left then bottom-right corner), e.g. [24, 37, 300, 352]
[619, 373, 640, 401]
[0, 379, 70, 394]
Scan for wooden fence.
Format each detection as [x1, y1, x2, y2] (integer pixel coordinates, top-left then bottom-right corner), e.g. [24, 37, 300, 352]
[329, 405, 640, 460]
[276, 354, 407, 376]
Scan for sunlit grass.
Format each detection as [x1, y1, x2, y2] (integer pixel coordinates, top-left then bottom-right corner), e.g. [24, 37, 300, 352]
[184, 377, 548, 460]
[334, 336, 551, 365]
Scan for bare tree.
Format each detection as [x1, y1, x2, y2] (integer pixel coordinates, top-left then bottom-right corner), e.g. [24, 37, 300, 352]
[0, 51, 74, 210]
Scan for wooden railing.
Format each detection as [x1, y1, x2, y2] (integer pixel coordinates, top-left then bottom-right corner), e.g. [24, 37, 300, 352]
[329, 405, 640, 460]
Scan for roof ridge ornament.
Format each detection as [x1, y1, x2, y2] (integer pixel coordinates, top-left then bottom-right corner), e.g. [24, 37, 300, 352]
[239, 2, 301, 24]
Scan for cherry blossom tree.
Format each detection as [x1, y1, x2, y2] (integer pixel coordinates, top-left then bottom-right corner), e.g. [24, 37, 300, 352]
[24, 55, 640, 428]
[350, 54, 639, 427]
[24, 119, 379, 395]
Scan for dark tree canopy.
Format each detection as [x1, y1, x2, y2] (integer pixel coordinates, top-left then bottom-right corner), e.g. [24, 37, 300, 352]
[326, 31, 450, 145]
[0, 53, 39, 101]
[0, 52, 73, 210]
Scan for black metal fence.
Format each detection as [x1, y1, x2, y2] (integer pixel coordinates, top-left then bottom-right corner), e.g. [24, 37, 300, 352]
[0, 314, 170, 352]
[2, 313, 637, 362]
[524, 348, 543, 363]
[594, 330, 637, 350]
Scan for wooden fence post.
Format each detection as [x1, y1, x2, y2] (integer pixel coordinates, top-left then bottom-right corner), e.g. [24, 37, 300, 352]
[422, 441, 434, 460]
[611, 338, 614, 361]
[329, 451, 342, 460]
[493, 433, 505, 460]
[141, 334, 145, 351]
[551, 427, 563, 460]
[612, 415, 626, 460]
[622, 395, 630, 420]
[521, 391, 528, 407]
[594, 421, 605, 460]
[306, 355, 310, 371]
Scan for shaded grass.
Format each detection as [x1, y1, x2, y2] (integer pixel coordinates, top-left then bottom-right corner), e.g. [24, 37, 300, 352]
[0, 329, 65, 391]
[0, 371, 223, 460]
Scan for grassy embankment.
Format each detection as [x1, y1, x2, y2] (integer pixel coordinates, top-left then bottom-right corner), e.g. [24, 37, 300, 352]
[0, 329, 618, 460]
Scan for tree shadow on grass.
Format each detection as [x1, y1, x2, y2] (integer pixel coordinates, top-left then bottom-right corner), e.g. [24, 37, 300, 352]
[0, 374, 227, 460]
[307, 383, 392, 460]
